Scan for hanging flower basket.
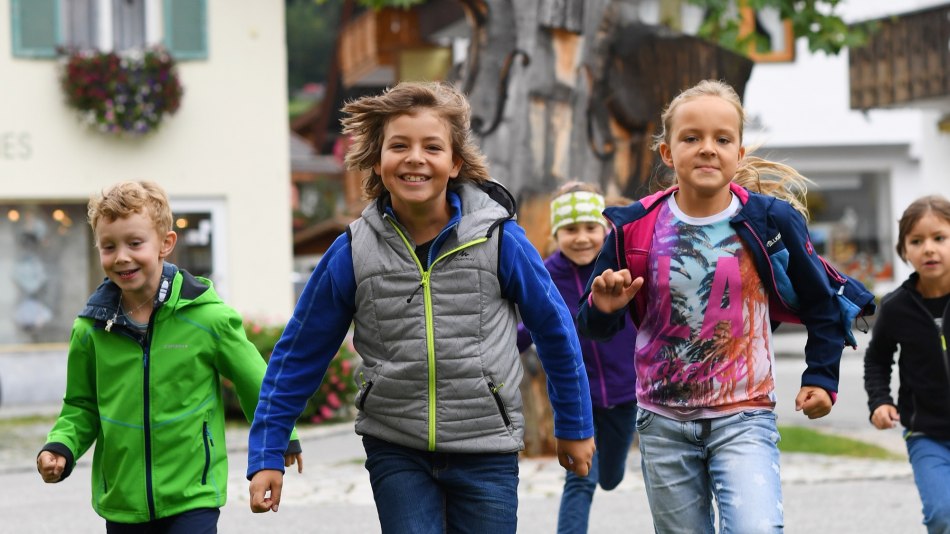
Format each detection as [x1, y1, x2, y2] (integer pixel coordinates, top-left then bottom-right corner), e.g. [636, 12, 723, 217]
[59, 47, 184, 136]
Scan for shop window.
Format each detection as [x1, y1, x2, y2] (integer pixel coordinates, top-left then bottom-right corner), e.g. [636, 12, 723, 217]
[168, 212, 214, 279]
[806, 174, 893, 287]
[0, 203, 223, 347]
[0, 203, 90, 346]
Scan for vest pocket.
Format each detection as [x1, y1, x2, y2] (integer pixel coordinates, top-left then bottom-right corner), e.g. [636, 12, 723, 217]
[488, 380, 512, 428]
[357, 374, 375, 411]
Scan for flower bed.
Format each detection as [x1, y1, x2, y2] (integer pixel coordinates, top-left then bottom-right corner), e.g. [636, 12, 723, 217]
[222, 318, 359, 425]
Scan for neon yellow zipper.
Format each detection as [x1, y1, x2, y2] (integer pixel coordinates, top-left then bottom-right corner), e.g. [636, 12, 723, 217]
[388, 219, 488, 450]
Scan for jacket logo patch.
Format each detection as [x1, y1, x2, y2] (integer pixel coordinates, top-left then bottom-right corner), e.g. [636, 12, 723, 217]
[766, 233, 781, 247]
[163, 344, 189, 349]
[454, 251, 474, 261]
[805, 239, 814, 255]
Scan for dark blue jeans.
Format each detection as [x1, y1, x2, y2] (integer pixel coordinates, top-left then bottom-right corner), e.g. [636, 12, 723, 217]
[557, 401, 638, 534]
[362, 435, 519, 534]
[105, 508, 219, 534]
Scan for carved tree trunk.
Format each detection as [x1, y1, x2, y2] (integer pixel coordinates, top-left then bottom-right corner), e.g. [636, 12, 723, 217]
[454, 0, 754, 456]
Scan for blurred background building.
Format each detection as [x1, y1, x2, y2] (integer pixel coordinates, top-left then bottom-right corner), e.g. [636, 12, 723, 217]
[298, 0, 950, 297]
[1, 0, 293, 348]
[4, 0, 950, 354]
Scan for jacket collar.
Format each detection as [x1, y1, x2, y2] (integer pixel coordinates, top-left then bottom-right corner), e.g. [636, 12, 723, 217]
[80, 262, 179, 322]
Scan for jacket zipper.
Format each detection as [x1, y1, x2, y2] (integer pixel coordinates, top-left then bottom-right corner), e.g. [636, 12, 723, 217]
[487, 380, 512, 427]
[357, 371, 374, 411]
[142, 312, 157, 520]
[201, 421, 213, 485]
[906, 296, 950, 432]
[387, 218, 488, 451]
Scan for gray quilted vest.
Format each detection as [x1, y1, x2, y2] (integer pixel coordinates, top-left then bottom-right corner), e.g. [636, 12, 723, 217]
[348, 181, 526, 453]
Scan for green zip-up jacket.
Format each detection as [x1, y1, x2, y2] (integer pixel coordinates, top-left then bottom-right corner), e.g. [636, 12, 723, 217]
[41, 262, 300, 523]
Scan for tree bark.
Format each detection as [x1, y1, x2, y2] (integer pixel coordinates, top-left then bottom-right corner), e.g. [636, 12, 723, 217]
[454, 0, 754, 457]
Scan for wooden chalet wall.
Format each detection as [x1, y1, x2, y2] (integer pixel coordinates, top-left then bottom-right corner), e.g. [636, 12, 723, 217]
[849, 3, 950, 110]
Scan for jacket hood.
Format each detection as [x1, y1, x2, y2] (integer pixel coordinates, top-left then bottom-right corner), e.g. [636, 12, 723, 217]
[79, 262, 217, 327]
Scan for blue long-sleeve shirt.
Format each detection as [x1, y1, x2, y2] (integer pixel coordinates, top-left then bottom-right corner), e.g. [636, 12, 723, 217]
[248, 191, 593, 477]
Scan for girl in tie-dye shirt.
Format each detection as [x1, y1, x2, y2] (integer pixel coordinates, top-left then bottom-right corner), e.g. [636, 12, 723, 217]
[578, 80, 871, 533]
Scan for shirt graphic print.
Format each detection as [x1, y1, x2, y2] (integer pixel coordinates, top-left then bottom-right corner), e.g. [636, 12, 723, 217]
[634, 197, 775, 420]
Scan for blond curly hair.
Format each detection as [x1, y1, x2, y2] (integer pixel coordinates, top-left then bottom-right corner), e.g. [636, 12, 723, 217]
[88, 181, 172, 235]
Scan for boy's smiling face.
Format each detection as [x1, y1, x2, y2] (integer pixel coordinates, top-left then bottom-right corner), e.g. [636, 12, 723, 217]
[374, 109, 462, 217]
[95, 210, 176, 305]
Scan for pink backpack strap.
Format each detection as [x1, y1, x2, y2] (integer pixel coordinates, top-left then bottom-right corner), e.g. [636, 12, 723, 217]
[618, 187, 672, 326]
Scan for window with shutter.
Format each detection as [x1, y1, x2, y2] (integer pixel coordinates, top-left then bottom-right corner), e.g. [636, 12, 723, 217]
[164, 0, 207, 60]
[61, 0, 98, 50]
[112, 0, 146, 51]
[11, 0, 204, 57]
[11, 0, 59, 58]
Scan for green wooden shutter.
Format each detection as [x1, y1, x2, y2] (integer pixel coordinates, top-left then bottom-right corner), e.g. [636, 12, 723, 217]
[11, 0, 59, 58]
[164, 0, 207, 60]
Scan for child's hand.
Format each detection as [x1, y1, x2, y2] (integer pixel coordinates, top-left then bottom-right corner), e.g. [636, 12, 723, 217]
[284, 452, 304, 473]
[556, 437, 595, 477]
[870, 404, 900, 430]
[795, 386, 833, 419]
[590, 269, 643, 314]
[249, 469, 284, 513]
[37, 451, 66, 483]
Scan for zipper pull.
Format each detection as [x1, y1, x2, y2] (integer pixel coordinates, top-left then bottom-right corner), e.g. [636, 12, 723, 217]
[205, 426, 214, 446]
[407, 283, 424, 303]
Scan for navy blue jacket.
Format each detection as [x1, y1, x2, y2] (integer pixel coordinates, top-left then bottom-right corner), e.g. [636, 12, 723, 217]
[577, 183, 875, 395]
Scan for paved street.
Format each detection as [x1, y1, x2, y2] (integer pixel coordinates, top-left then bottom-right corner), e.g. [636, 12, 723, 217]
[1, 332, 925, 533]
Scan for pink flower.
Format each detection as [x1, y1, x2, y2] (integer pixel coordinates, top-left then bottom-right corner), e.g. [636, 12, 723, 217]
[341, 359, 351, 374]
[320, 406, 333, 419]
[326, 392, 340, 408]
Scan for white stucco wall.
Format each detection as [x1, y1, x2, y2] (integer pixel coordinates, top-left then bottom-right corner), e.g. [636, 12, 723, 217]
[742, 0, 950, 289]
[0, 0, 293, 322]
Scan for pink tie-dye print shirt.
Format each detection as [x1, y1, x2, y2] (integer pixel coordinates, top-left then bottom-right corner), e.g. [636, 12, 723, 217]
[635, 194, 776, 420]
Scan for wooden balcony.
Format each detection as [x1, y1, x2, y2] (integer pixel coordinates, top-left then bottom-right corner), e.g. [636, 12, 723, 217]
[849, 4, 950, 110]
[339, 8, 428, 87]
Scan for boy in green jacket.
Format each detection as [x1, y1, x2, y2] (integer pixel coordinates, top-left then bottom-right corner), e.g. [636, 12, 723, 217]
[36, 181, 302, 533]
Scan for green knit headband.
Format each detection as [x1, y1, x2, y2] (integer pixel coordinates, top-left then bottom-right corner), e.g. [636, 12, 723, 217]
[550, 191, 608, 235]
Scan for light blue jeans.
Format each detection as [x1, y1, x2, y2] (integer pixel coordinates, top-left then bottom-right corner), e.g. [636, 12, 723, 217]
[906, 434, 950, 534]
[557, 401, 638, 534]
[636, 408, 783, 533]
